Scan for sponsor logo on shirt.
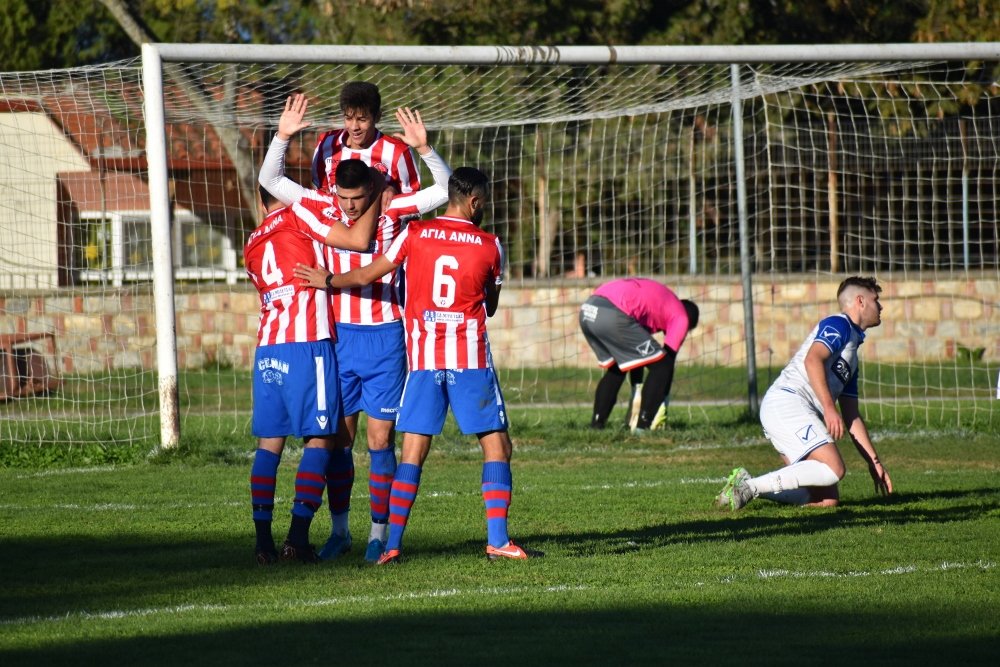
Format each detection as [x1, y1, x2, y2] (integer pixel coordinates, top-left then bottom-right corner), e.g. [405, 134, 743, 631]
[423, 310, 465, 324]
[263, 284, 295, 305]
[832, 357, 851, 384]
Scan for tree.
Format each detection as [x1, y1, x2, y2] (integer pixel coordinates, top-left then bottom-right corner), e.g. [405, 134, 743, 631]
[0, 0, 135, 71]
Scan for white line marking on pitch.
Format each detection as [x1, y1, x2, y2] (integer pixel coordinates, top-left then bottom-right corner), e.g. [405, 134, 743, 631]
[0, 584, 590, 627]
[12, 466, 122, 479]
[749, 560, 994, 581]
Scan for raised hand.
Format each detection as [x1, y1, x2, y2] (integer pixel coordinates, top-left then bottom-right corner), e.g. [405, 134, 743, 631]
[393, 107, 428, 152]
[277, 93, 312, 141]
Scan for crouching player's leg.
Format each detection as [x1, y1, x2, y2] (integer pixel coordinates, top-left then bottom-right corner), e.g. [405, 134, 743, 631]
[718, 389, 843, 510]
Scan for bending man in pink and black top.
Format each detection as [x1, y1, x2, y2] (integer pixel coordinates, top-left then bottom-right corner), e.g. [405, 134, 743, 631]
[579, 278, 699, 433]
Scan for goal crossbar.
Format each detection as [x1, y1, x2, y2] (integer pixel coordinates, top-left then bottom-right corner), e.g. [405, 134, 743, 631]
[151, 42, 1000, 65]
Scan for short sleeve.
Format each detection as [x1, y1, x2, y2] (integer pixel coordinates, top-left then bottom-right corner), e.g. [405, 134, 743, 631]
[813, 315, 852, 356]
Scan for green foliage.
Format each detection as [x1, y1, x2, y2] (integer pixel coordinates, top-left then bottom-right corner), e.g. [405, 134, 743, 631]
[0, 0, 135, 70]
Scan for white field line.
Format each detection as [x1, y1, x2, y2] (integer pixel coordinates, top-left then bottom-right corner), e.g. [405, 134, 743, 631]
[747, 559, 994, 582]
[13, 465, 123, 479]
[0, 501, 244, 512]
[3, 466, 986, 512]
[0, 584, 590, 628]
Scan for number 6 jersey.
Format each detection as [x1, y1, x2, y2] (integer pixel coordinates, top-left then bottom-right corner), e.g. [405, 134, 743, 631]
[382, 215, 504, 371]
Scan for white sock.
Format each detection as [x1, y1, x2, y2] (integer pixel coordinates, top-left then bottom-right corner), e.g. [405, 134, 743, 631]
[749, 460, 839, 495]
[759, 488, 813, 505]
[369, 521, 387, 543]
[332, 512, 350, 536]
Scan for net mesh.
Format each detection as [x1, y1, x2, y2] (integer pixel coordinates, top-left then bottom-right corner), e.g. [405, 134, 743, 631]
[0, 53, 997, 445]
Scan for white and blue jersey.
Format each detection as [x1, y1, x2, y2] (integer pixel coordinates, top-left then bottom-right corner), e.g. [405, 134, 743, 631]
[773, 313, 865, 413]
[759, 313, 866, 461]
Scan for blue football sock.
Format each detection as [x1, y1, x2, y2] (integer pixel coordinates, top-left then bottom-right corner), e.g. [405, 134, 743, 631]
[482, 461, 512, 548]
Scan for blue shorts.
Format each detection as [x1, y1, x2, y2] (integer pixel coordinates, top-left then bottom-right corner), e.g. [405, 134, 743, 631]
[252, 340, 341, 439]
[335, 321, 406, 422]
[396, 368, 509, 436]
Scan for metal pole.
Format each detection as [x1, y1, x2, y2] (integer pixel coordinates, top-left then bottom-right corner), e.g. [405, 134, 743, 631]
[141, 43, 180, 449]
[154, 42, 1000, 65]
[731, 64, 759, 416]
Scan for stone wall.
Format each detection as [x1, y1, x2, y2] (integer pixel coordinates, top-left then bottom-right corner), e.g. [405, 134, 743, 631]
[1, 275, 996, 373]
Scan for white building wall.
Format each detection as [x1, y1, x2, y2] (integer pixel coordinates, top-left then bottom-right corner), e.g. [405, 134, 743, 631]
[0, 112, 90, 290]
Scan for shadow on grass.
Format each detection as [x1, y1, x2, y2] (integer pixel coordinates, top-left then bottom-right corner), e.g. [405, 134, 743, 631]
[530, 486, 1000, 557]
[1, 599, 995, 666]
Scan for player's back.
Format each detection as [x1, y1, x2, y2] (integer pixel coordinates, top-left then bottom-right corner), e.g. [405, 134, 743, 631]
[386, 215, 502, 370]
[244, 207, 334, 346]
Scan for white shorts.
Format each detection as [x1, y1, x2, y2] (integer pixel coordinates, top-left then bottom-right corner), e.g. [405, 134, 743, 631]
[759, 387, 831, 463]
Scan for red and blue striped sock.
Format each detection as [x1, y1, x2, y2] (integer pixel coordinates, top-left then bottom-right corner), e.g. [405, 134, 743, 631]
[288, 447, 329, 545]
[482, 461, 512, 548]
[250, 448, 280, 549]
[368, 447, 397, 524]
[325, 446, 354, 532]
[385, 462, 421, 552]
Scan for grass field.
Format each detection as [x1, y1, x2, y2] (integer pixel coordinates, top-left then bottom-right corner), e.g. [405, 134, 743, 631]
[1, 407, 997, 666]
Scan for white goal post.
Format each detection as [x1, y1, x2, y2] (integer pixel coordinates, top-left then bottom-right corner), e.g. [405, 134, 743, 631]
[1, 43, 997, 450]
[140, 42, 1000, 447]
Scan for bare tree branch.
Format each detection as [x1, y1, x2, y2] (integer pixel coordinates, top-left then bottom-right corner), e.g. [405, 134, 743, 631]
[97, 0, 258, 221]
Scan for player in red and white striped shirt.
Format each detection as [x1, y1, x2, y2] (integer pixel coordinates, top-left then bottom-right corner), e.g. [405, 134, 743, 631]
[260, 95, 450, 561]
[311, 81, 421, 201]
[297, 167, 541, 564]
[244, 182, 380, 565]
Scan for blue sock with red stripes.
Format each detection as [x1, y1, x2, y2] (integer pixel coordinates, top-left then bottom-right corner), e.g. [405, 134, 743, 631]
[287, 446, 330, 546]
[385, 462, 421, 552]
[325, 446, 354, 536]
[250, 448, 281, 550]
[482, 461, 513, 548]
[368, 447, 397, 524]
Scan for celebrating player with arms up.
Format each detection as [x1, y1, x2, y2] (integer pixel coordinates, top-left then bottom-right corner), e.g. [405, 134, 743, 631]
[260, 93, 451, 562]
[295, 167, 540, 564]
[717, 275, 893, 510]
[312, 81, 421, 209]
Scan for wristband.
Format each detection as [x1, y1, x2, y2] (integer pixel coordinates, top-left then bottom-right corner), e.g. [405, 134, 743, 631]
[325, 273, 334, 290]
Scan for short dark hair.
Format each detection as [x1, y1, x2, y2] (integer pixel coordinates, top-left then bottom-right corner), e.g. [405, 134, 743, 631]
[448, 167, 490, 204]
[681, 299, 699, 330]
[258, 184, 279, 208]
[339, 81, 381, 118]
[837, 275, 881, 298]
[334, 159, 373, 190]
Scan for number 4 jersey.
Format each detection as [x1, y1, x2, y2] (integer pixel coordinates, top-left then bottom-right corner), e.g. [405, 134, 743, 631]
[244, 205, 336, 346]
[382, 215, 504, 371]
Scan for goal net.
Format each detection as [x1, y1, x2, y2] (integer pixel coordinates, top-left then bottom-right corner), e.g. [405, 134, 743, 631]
[1, 44, 997, 447]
